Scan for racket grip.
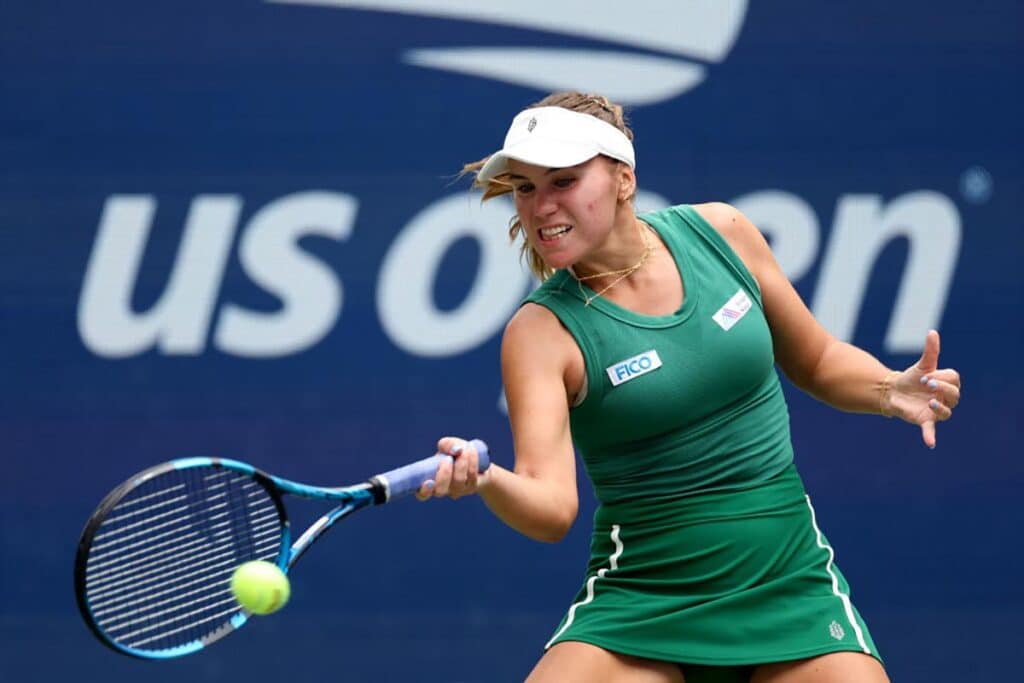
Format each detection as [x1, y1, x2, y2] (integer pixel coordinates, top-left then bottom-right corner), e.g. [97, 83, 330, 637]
[374, 439, 490, 502]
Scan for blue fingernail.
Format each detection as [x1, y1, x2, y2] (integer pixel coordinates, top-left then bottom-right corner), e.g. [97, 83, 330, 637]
[929, 399, 939, 409]
[920, 376, 929, 385]
[928, 379, 938, 389]
[424, 480, 435, 490]
[451, 443, 464, 455]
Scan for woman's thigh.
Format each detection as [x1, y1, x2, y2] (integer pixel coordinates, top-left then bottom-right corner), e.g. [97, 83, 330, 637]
[751, 652, 889, 683]
[526, 641, 686, 683]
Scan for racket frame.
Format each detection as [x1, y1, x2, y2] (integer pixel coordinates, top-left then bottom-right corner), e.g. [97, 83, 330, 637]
[74, 441, 488, 659]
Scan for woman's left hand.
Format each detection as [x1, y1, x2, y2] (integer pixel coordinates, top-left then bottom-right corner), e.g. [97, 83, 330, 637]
[882, 330, 961, 448]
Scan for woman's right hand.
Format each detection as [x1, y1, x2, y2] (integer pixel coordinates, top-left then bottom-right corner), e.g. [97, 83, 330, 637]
[416, 437, 490, 501]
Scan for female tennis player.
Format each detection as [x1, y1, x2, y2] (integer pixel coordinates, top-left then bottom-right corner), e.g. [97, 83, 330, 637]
[418, 92, 961, 683]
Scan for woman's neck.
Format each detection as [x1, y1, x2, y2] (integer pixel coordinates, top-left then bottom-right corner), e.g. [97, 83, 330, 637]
[569, 218, 653, 305]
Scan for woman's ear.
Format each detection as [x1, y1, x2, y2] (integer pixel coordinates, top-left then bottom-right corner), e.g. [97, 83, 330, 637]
[617, 163, 637, 203]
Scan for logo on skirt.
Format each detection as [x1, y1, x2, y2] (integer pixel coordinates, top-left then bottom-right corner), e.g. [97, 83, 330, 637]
[829, 620, 846, 641]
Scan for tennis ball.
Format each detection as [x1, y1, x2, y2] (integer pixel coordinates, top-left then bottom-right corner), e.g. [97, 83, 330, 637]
[230, 560, 290, 615]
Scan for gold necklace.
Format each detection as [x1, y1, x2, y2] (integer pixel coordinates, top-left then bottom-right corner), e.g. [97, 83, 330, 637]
[572, 221, 652, 306]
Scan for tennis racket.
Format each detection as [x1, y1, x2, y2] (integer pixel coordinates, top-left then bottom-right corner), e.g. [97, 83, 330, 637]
[74, 439, 489, 659]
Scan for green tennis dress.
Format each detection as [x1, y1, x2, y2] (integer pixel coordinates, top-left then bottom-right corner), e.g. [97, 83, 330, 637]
[524, 205, 880, 678]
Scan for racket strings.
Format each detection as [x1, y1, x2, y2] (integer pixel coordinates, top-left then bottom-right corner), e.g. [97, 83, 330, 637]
[84, 466, 283, 652]
[87, 509, 279, 580]
[87, 501, 278, 593]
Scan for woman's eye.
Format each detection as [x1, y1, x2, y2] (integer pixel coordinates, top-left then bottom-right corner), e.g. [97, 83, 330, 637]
[554, 177, 575, 188]
[515, 183, 535, 194]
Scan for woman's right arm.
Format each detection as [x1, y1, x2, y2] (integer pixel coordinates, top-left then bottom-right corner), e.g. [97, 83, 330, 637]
[421, 303, 581, 543]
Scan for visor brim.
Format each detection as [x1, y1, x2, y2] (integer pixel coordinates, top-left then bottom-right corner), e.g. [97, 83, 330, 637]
[477, 139, 602, 183]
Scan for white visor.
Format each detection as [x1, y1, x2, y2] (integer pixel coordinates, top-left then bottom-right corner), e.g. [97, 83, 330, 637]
[476, 106, 635, 183]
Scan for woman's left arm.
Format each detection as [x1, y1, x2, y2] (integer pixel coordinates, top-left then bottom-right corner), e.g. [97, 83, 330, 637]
[695, 202, 961, 448]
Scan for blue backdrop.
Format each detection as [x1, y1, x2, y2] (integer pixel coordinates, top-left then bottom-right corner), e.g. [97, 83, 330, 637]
[2, 1, 1021, 680]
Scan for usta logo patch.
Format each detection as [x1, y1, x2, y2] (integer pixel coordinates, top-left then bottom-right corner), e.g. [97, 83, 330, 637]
[268, 0, 749, 105]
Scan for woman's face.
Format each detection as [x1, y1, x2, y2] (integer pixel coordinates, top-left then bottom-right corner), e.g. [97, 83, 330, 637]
[507, 156, 629, 270]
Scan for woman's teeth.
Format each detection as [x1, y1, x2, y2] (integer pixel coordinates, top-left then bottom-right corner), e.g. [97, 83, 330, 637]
[540, 225, 572, 240]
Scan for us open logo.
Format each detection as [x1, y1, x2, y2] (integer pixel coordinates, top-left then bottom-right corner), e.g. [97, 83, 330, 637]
[268, 0, 750, 106]
[606, 349, 663, 387]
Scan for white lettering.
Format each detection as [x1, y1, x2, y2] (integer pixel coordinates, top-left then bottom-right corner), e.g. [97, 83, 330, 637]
[377, 192, 532, 357]
[78, 187, 963, 362]
[812, 192, 961, 353]
[731, 190, 819, 281]
[78, 195, 240, 357]
[215, 191, 357, 357]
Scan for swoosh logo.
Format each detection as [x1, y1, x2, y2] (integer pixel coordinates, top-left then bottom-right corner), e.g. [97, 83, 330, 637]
[268, 0, 749, 105]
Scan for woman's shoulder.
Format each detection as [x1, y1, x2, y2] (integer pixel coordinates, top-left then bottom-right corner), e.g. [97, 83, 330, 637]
[640, 202, 737, 232]
[689, 202, 767, 255]
[686, 202, 775, 286]
[501, 301, 581, 374]
[525, 269, 572, 300]
[505, 301, 567, 345]
[639, 202, 753, 246]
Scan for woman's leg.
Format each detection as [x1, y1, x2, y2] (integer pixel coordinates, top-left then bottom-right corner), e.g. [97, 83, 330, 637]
[526, 641, 686, 683]
[751, 652, 889, 683]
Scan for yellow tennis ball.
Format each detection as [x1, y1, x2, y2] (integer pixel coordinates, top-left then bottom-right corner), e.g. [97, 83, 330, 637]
[230, 560, 290, 615]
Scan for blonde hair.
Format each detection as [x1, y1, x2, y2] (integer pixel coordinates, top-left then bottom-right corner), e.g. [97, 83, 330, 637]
[464, 92, 635, 280]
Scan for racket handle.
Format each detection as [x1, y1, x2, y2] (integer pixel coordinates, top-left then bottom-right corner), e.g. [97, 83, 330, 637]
[373, 439, 490, 502]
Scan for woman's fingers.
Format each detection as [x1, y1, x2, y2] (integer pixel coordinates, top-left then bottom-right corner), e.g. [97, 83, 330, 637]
[928, 397, 953, 421]
[933, 368, 962, 388]
[415, 479, 436, 501]
[417, 437, 481, 501]
[937, 382, 961, 409]
[432, 457, 454, 497]
[920, 372, 961, 409]
[451, 441, 481, 498]
[920, 420, 936, 449]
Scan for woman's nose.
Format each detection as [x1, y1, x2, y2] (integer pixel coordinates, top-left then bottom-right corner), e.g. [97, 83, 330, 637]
[534, 188, 558, 216]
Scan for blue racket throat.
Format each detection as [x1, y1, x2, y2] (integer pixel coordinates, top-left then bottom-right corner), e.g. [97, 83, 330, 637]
[288, 439, 489, 566]
[74, 439, 490, 659]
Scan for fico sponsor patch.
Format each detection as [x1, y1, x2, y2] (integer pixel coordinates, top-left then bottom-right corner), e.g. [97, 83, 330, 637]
[606, 349, 663, 387]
